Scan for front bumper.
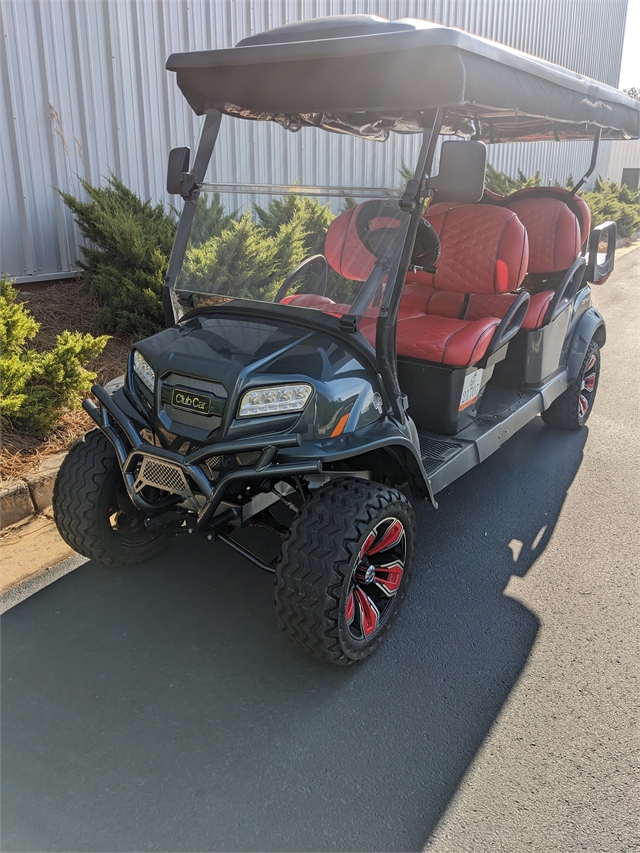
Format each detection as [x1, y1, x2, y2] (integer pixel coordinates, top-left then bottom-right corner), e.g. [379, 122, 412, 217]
[83, 384, 321, 530]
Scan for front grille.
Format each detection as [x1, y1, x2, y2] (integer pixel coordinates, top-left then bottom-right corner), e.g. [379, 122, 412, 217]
[163, 373, 227, 398]
[161, 373, 227, 431]
[134, 456, 191, 497]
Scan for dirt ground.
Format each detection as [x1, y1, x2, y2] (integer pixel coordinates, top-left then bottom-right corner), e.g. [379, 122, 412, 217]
[1, 280, 133, 481]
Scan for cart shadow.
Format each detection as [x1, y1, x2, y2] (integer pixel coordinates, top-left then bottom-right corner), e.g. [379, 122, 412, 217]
[1, 419, 586, 853]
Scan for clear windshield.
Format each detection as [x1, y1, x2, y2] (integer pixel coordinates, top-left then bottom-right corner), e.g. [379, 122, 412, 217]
[174, 134, 414, 333]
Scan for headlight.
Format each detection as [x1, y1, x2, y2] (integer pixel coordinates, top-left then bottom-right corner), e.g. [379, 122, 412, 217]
[132, 350, 155, 392]
[237, 384, 313, 418]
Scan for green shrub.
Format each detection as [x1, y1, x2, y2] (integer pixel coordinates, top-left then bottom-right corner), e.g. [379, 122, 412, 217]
[59, 174, 176, 337]
[485, 164, 542, 194]
[581, 178, 640, 238]
[191, 193, 238, 247]
[0, 278, 108, 436]
[181, 210, 308, 302]
[255, 194, 335, 255]
[182, 194, 342, 302]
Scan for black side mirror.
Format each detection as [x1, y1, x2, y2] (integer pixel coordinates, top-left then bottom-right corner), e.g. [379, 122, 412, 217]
[167, 147, 190, 194]
[586, 221, 616, 283]
[426, 141, 487, 203]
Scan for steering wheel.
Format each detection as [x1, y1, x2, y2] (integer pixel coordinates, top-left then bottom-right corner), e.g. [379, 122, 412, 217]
[354, 199, 441, 271]
[274, 254, 329, 303]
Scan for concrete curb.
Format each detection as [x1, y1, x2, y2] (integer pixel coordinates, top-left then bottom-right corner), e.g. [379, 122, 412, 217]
[0, 553, 88, 614]
[1, 451, 67, 527]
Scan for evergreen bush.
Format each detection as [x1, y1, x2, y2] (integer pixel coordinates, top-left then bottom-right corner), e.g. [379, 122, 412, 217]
[59, 175, 176, 337]
[0, 277, 108, 436]
[485, 163, 542, 194]
[182, 194, 340, 302]
[581, 179, 640, 238]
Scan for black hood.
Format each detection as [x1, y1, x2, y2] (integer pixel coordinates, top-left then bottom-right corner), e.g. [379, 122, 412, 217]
[132, 311, 382, 446]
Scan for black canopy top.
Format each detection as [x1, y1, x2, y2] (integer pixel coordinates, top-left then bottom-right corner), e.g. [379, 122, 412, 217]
[166, 15, 640, 143]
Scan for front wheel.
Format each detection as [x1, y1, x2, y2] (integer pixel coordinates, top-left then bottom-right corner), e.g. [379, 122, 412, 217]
[53, 429, 172, 565]
[542, 341, 601, 430]
[274, 478, 416, 665]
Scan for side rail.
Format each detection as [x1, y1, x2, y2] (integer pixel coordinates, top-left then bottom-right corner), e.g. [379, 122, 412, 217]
[585, 221, 617, 284]
[484, 290, 530, 358]
[543, 256, 587, 325]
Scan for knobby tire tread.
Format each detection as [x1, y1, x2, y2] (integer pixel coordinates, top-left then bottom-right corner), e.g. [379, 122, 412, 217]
[53, 429, 168, 565]
[542, 341, 600, 430]
[274, 478, 415, 665]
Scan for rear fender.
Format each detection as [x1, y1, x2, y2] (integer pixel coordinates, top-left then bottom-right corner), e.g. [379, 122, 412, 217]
[566, 307, 605, 381]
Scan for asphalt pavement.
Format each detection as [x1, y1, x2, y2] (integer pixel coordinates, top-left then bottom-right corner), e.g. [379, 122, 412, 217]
[2, 248, 638, 852]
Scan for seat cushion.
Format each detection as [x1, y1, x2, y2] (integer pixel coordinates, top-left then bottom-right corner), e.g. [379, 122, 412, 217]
[395, 314, 500, 367]
[422, 204, 529, 294]
[506, 196, 581, 273]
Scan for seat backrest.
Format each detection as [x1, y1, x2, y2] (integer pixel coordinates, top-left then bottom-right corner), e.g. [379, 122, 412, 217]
[422, 204, 529, 295]
[504, 187, 591, 275]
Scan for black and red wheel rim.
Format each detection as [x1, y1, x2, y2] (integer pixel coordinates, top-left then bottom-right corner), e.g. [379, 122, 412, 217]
[344, 517, 406, 641]
[579, 351, 598, 419]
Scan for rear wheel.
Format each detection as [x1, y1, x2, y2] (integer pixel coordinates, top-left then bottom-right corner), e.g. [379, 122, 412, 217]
[542, 341, 600, 430]
[274, 478, 416, 665]
[53, 430, 172, 565]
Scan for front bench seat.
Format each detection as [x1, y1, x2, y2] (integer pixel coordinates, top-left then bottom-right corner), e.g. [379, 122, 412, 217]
[395, 204, 530, 367]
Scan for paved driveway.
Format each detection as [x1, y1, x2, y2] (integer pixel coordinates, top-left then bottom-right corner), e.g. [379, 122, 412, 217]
[2, 249, 638, 852]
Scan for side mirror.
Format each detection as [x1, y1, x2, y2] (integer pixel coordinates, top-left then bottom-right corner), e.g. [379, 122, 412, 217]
[586, 221, 616, 284]
[167, 147, 190, 194]
[426, 141, 487, 203]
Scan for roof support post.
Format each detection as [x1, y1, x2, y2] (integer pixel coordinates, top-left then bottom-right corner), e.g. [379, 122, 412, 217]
[376, 109, 444, 422]
[163, 109, 223, 325]
[571, 127, 602, 194]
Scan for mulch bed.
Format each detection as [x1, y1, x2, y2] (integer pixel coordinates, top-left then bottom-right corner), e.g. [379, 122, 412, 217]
[1, 280, 134, 482]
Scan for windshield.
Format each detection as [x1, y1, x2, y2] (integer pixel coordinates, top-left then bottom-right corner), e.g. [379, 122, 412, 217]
[174, 132, 415, 337]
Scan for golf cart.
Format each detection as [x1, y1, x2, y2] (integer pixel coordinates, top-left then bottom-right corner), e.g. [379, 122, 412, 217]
[53, 16, 640, 664]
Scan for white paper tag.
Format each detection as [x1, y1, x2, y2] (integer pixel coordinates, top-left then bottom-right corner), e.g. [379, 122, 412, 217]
[459, 368, 483, 411]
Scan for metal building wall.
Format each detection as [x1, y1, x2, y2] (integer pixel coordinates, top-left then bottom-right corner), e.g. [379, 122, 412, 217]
[605, 139, 640, 184]
[0, 0, 630, 281]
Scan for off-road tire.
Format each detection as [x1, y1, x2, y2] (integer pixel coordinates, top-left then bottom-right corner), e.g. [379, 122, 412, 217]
[542, 341, 601, 430]
[274, 478, 416, 665]
[53, 429, 172, 565]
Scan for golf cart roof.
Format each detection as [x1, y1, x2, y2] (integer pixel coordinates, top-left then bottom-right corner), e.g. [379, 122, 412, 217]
[166, 15, 640, 143]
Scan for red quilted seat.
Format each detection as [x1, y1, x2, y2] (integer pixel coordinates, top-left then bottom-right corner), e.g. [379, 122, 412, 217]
[504, 189, 589, 274]
[421, 204, 529, 293]
[505, 186, 591, 252]
[394, 204, 529, 366]
[396, 315, 501, 365]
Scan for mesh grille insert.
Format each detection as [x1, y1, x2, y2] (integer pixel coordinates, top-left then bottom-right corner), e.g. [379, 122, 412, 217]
[135, 457, 190, 496]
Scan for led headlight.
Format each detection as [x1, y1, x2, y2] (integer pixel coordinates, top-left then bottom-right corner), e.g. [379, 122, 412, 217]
[132, 350, 155, 392]
[237, 384, 313, 418]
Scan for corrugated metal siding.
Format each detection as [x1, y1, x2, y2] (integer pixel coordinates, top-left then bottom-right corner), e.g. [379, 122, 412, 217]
[0, 0, 630, 281]
[604, 139, 640, 183]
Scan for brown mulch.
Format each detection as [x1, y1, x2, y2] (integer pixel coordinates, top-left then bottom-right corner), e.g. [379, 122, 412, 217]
[1, 280, 135, 482]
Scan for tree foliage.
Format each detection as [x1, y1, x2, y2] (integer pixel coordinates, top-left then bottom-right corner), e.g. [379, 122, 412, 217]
[183, 194, 338, 302]
[0, 278, 108, 435]
[59, 174, 176, 337]
[581, 178, 640, 237]
[485, 163, 542, 194]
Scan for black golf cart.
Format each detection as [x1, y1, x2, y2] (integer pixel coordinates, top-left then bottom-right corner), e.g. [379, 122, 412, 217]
[53, 16, 640, 664]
